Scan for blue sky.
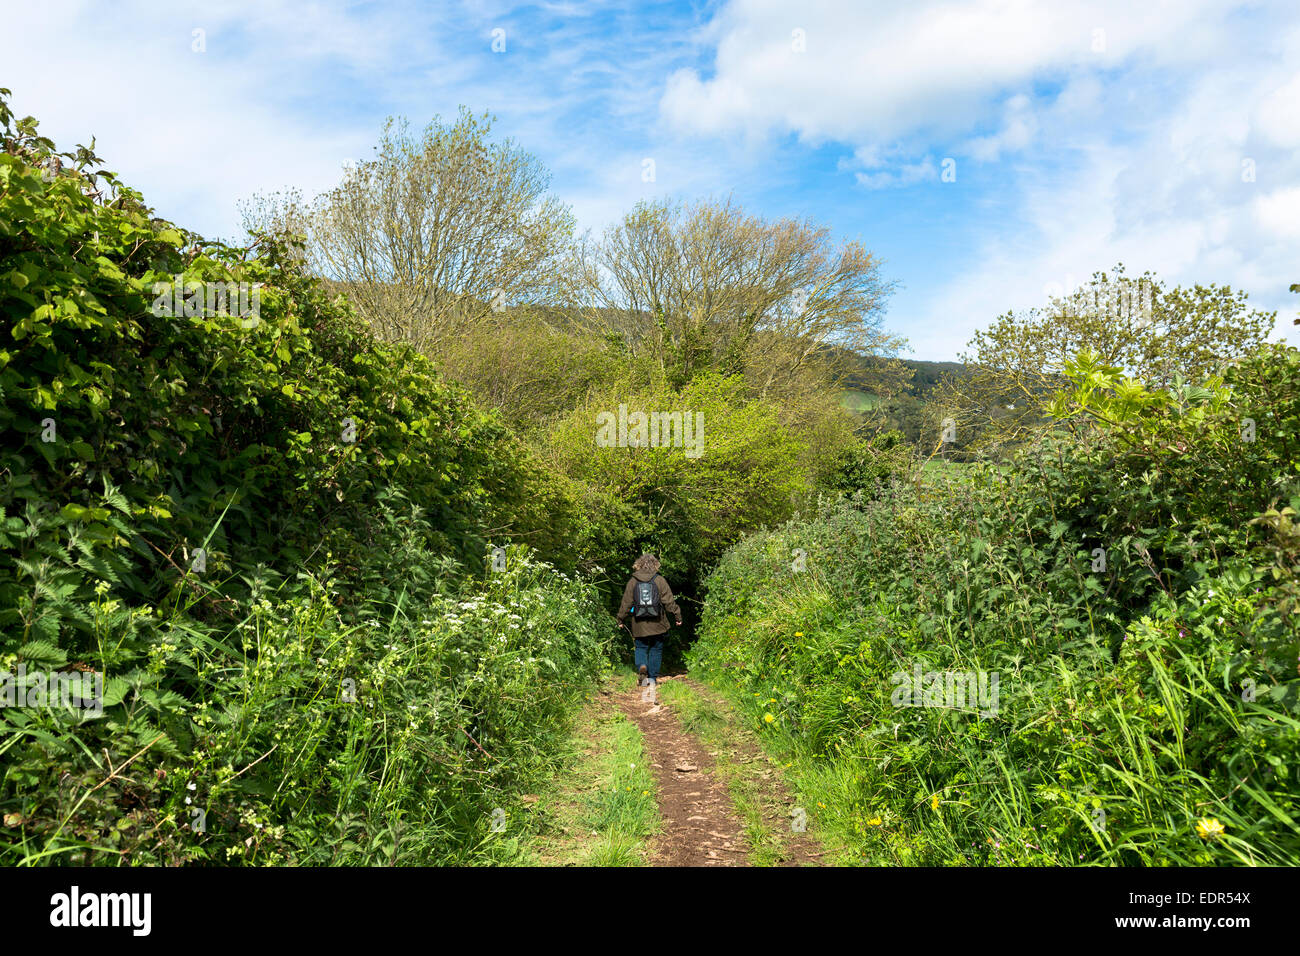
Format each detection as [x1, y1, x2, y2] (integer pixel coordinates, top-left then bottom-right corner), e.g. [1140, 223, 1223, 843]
[5, 0, 1300, 359]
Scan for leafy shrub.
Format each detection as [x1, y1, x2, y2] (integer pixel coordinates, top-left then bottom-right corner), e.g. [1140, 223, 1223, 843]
[691, 344, 1300, 865]
[817, 429, 916, 498]
[547, 372, 813, 587]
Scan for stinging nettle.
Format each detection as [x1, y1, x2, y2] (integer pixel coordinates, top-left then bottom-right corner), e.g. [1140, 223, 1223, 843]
[890, 665, 1000, 716]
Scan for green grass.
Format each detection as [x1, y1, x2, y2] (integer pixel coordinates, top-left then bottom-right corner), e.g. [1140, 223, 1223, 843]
[507, 671, 659, 866]
[920, 458, 974, 476]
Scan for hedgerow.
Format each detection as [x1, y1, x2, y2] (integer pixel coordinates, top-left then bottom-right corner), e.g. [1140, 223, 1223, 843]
[0, 91, 611, 865]
[692, 345, 1300, 865]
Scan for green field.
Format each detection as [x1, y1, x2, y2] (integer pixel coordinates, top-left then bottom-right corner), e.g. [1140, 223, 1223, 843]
[839, 389, 880, 411]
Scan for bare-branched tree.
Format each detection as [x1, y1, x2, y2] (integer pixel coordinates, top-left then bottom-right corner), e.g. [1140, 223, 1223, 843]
[585, 197, 903, 397]
[242, 109, 579, 352]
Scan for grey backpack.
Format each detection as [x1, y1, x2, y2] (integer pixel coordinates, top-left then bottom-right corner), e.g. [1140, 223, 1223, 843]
[631, 575, 662, 621]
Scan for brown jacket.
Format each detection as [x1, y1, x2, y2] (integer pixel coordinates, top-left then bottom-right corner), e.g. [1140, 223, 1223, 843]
[616, 570, 682, 638]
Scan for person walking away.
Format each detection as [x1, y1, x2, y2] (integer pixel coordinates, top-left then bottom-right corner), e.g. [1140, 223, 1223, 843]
[616, 553, 682, 702]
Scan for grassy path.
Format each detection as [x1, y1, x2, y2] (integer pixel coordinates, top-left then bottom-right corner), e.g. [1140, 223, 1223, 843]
[513, 669, 827, 867]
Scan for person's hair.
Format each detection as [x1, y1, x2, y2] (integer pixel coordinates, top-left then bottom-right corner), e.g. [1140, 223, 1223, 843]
[632, 553, 660, 574]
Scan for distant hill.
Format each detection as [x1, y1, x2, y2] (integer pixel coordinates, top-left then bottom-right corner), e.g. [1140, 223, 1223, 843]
[836, 355, 972, 446]
[841, 355, 970, 397]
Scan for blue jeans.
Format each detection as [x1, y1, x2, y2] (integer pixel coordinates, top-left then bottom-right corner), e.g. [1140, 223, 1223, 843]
[634, 637, 664, 680]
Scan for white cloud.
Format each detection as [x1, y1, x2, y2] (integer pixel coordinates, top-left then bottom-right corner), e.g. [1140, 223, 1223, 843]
[1252, 186, 1300, 240]
[659, 0, 1300, 357]
[853, 156, 938, 189]
[0, 1, 447, 241]
[1254, 72, 1300, 149]
[967, 94, 1036, 163]
[658, 0, 1237, 147]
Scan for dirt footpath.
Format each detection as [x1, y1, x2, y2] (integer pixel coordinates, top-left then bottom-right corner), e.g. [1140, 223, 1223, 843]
[614, 682, 749, 866]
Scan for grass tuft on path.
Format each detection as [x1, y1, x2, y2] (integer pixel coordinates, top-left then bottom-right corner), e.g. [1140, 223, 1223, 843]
[510, 670, 659, 866]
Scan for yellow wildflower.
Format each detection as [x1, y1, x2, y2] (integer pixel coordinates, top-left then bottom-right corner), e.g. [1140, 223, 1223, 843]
[763, 713, 775, 724]
[1196, 818, 1226, 841]
[931, 794, 940, 811]
[868, 817, 882, 826]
